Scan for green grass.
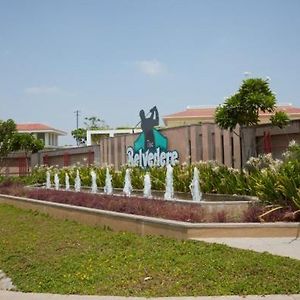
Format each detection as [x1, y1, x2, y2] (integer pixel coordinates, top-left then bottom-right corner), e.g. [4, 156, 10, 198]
[0, 204, 300, 296]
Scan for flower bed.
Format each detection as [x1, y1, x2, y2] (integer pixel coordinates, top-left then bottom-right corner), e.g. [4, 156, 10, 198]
[0, 182, 298, 223]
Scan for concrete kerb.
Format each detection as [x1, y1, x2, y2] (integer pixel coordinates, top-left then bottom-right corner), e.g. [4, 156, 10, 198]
[1, 195, 300, 300]
[1, 291, 300, 300]
[1, 194, 299, 239]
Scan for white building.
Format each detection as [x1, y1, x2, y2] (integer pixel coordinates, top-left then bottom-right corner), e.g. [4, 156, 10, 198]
[86, 128, 142, 146]
[17, 123, 67, 148]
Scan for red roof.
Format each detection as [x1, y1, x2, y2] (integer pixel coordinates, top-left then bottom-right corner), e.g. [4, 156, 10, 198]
[16, 123, 66, 135]
[163, 105, 300, 119]
[260, 106, 300, 115]
[164, 107, 216, 119]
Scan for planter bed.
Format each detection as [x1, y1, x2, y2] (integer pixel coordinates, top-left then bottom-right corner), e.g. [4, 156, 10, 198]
[0, 184, 259, 223]
[0, 191, 299, 239]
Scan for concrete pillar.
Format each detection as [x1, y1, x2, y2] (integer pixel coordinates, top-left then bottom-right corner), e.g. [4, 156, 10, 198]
[186, 127, 191, 164]
[30, 152, 40, 169]
[202, 124, 213, 161]
[214, 125, 223, 164]
[233, 125, 242, 169]
[44, 133, 49, 147]
[103, 139, 108, 166]
[241, 127, 257, 167]
[223, 129, 232, 167]
[93, 145, 101, 166]
[190, 126, 198, 163]
[108, 139, 112, 165]
[114, 138, 119, 169]
[86, 131, 92, 146]
[101, 141, 106, 167]
[121, 136, 126, 166]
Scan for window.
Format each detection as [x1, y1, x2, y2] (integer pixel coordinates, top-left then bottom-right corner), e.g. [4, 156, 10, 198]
[37, 133, 45, 143]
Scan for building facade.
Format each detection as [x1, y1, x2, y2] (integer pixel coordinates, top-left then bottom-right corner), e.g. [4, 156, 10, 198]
[16, 123, 67, 148]
[163, 105, 300, 127]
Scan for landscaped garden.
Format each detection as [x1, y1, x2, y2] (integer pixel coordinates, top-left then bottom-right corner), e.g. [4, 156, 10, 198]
[0, 204, 300, 296]
[2, 140, 300, 222]
[1, 140, 300, 295]
[26, 141, 300, 209]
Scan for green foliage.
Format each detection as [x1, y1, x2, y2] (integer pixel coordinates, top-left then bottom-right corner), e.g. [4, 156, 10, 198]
[215, 78, 289, 130]
[27, 140, 300, 211]
[72, 116, 110, 145]
[84, 116, 109, 130]
[243, 144, 300, 209]
[0, 119, 17, 159]
[0, 120, 44, 173]
[1, 204, 300, 296]
[270, 111, 290, 128]
[195, 161, 247, 195]
[71, 128, 87, 145]
[11, 133, 44, 155]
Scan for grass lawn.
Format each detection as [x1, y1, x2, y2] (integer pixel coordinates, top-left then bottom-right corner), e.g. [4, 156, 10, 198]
[0, 204, 300, 297]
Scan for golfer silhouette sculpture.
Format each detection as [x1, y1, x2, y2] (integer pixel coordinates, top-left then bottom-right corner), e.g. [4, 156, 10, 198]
[129, 106, 177, 168]
[139, 106, 159, 151]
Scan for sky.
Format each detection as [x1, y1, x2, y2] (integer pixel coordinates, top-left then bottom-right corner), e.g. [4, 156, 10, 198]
[0, 0, 300, 145]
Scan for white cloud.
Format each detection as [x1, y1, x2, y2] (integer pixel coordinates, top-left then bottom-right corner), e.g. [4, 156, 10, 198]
[24, 86, 61, 95]
[135, 59, 167, 76]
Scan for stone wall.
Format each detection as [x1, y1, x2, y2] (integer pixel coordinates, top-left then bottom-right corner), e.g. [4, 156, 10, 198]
[98, 120, 300, 169]
[2, 121, 300, 175]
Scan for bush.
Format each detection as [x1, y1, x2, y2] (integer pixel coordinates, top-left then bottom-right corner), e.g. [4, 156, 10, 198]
[21, 141, 300, 212]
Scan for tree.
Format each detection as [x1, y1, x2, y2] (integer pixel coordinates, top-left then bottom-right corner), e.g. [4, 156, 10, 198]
[215, 78, 290, 130]
[0, 119, 17, 159]
[0, 119, 18, 170]
[71, 128, 87, 146]
[10, 133, 44, 172]
[84, 116, 109, 130]
[72, 116, 109, 146]
[0, 119, 44, 173]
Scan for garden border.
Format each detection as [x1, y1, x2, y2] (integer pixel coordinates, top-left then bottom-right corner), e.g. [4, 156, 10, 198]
[1, 194, 299, 239]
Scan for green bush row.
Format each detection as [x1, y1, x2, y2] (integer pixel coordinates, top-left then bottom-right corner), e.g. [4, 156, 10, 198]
[16, 141, 300, 210]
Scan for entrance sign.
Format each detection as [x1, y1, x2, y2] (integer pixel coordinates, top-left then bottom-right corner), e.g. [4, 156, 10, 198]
[127, 106, 179, 168]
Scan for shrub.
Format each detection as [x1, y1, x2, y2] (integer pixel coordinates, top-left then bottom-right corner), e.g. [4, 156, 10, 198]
[19, 141, 300, 212]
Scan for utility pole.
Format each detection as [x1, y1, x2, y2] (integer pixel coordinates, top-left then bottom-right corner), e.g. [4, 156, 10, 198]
[74, 110, 81, 146]
[75, 110, 80, 129]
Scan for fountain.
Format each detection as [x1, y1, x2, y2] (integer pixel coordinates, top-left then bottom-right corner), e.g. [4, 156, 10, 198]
[164, 164, 174, 200]
[65, 173, 70, 191]
[143, 172, 152, 198]
[46, 170, 51, 189]
[54, 173, 60, 190]
[190, 167, 202, 202]
[74, 170, 81, 192]
[90, 170, 98, 194]
[104, 168, 113, 195]
[123, 168, 132, 197]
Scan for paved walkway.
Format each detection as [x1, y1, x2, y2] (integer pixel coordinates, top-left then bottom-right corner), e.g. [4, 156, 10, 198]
[191, 237, 300, 260]
[0, 291, 300, 300]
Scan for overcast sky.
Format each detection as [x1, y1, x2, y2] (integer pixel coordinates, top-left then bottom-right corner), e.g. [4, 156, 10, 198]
[1, 0, 300, 145]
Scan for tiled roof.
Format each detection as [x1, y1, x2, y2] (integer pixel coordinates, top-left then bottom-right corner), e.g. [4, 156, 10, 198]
[164, 107, 216, 119]
[260, 106, 300, 115]
[163, 105, 300, 119]
[16, 123, 66, 135]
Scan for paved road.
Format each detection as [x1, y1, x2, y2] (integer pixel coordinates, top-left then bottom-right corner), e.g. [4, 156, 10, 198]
[191, 237, 300, 260]
[0, 291, 300, 300]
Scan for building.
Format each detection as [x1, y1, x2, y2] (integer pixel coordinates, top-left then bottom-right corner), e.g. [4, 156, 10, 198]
[16, 123, 67, 148]
[86, 128, 142, 146]
[163, 104, 300, 127]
